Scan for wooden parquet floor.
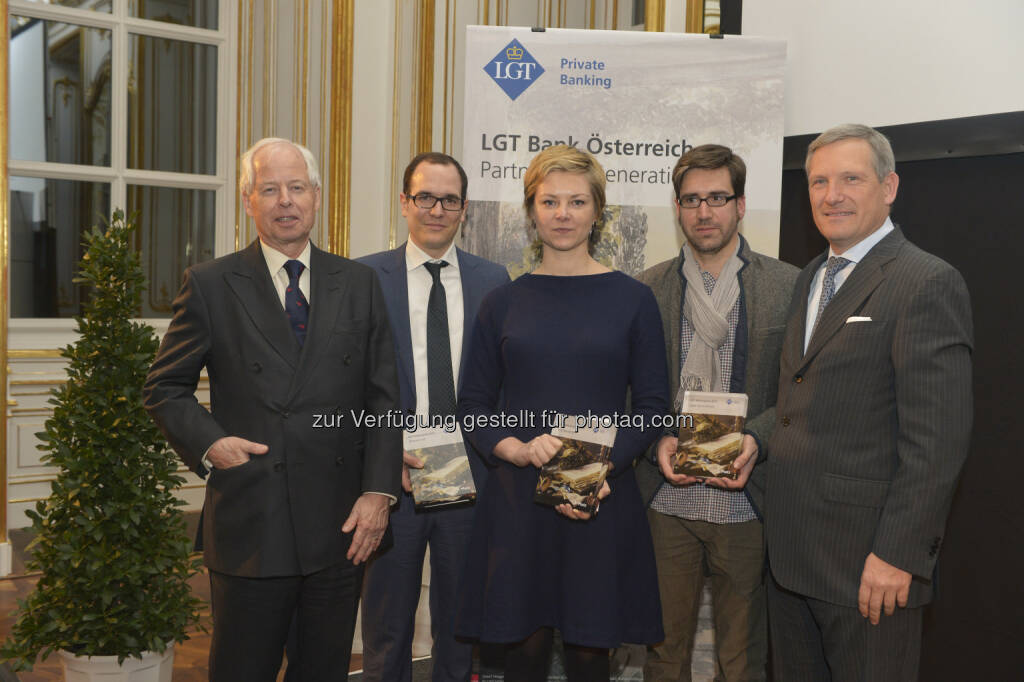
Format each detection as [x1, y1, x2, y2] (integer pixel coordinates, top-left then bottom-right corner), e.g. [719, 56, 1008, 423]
[0, 567, 364, 680]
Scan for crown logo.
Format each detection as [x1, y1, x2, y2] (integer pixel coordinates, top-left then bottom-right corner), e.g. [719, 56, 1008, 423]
[486, 39, 544, 100]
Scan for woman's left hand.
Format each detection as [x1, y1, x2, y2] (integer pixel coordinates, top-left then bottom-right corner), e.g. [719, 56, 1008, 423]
[556, 480, 611, 521]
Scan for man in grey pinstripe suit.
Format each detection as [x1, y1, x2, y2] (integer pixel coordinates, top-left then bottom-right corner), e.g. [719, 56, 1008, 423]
[765, 124, 973, 681]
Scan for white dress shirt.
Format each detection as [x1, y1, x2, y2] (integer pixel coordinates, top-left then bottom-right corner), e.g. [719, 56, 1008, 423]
[260, 239, 311, 308]
[406, 240, 464, 415]
[804, 216, 894, 352]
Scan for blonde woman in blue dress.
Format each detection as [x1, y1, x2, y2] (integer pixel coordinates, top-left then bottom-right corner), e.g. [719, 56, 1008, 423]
[456, 145, 669, 681]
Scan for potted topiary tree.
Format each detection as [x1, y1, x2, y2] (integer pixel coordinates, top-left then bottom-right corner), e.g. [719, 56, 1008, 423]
[1, 210, 203, 680]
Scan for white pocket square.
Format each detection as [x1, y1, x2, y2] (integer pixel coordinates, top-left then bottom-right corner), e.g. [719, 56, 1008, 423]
[845, 316, 872, 323]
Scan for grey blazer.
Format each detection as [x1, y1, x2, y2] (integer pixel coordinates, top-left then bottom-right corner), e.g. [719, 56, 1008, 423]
[635, 235, 799, 506]
[144, 240, 402, 578]
[766, 227, 973, 608]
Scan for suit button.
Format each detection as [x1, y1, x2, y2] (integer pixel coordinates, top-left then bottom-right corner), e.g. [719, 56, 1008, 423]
[281, 410, 291, 419]
[794, 375, 803, 383]
[252, 362, 262, 373]
[343, 354, 352, 366]
[335, 456, 344, 465]
[273, 461, 284, 472]
[781, 417, 791, 427]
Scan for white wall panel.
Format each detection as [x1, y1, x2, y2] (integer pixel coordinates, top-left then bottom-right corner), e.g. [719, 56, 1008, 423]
[743, 0, 1024, 135]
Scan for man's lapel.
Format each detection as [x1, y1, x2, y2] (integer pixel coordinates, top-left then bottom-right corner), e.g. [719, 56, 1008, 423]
[224, 241, 300, 368]
[380, 246, 414, 400]
[667, 256, 685, 393]
[288, 245, 346, 401]
[781, 252, 823, 372]
[801, 229, 905, 364]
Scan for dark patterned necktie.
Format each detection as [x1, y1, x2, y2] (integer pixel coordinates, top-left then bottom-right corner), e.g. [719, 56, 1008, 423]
[423, 261, 456, 416]
[812, 256, 850, 336]
[283, 259, 309, 347]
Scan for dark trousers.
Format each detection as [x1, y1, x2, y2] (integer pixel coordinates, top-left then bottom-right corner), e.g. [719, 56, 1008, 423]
[645, 511, 767, 682]
[360, 498, 475, 682]
[766, 570, 921, 682]
[209, 561, 363, 682]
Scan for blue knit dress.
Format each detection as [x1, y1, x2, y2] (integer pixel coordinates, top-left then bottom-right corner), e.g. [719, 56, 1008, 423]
[455, 271, 669, 648]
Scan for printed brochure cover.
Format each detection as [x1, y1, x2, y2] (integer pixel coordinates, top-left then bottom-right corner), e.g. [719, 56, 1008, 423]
[534, 417, 617, 514]
[674, 391, 748, 479]
[404, 426, 476, 509]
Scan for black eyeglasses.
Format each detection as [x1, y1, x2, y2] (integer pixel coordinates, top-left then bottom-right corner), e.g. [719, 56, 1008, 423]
[677, 193, 737, 209]
[408, 193, 464, 211]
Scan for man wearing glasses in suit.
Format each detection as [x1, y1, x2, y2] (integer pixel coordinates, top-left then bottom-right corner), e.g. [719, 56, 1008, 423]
[358, 152, 509, 682]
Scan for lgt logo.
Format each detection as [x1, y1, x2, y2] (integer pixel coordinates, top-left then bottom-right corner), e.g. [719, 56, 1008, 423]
[484, 39, 545, 100]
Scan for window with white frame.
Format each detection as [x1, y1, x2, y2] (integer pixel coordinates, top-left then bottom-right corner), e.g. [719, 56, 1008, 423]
[8, 0, 234, 318]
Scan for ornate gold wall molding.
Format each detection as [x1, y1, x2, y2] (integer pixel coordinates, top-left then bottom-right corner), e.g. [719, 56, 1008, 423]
[414, 0, 436, 156]
[646, 0, 666, 31]
[297, 0, 310, 145]
[8, 350, 63, 359]
[328, 0, 354, 256]
[442, 0, 453, 154]
[319, 0, 329, 244]
[235, 0, 254, 250]
[685, 0, 704, 33]
[263, 0, 276, 139]
[388, 0, 403, 249]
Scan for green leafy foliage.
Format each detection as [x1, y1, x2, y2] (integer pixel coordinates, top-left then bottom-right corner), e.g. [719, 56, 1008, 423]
[0, 211, 203, 670]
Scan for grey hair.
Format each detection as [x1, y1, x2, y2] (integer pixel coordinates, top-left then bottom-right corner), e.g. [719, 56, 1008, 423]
[805, 124, 895, 181]
[239, 138, 322, 195]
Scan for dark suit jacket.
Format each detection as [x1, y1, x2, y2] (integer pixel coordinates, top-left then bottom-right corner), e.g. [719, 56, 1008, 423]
[357, 243, 510, 489]
[144, 240, 402, 578]
[766, 227, 973, 608]
[634, 235, 799, 506]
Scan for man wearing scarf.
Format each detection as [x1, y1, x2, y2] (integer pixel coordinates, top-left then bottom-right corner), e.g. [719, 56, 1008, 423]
[636, 145, 798, 682]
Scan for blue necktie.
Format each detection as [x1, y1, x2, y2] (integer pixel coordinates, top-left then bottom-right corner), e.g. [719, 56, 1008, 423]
[283, 260, 309, 347]
[812, 256, 850, 336]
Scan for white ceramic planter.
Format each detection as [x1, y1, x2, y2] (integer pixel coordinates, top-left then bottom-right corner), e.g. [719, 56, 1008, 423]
[57, 648, 174, 682]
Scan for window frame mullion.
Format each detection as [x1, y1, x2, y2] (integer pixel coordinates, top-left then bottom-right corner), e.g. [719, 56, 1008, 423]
[109, 0, 127, 214]
[7, 0, 235, 322]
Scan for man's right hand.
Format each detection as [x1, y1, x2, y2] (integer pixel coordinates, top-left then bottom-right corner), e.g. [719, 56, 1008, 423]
[401, 451, 425, 493]
[206, 436, 269, 469]
[656, 435, 699, 486]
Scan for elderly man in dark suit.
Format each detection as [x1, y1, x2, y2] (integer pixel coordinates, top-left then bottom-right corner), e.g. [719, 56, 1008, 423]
[358, 152, 509, 682]
[636, 144, 798, 681]
[765, 124, 973, 681]
[144, 137, 401, 682]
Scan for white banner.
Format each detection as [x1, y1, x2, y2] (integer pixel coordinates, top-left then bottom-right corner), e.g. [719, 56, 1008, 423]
[461, 26, 786, 276]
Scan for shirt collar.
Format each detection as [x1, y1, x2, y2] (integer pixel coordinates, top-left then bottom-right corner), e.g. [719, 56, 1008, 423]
[260, 238, 312, 275]
[405, 239, 459, 273]
[829, 216, 894, 265]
